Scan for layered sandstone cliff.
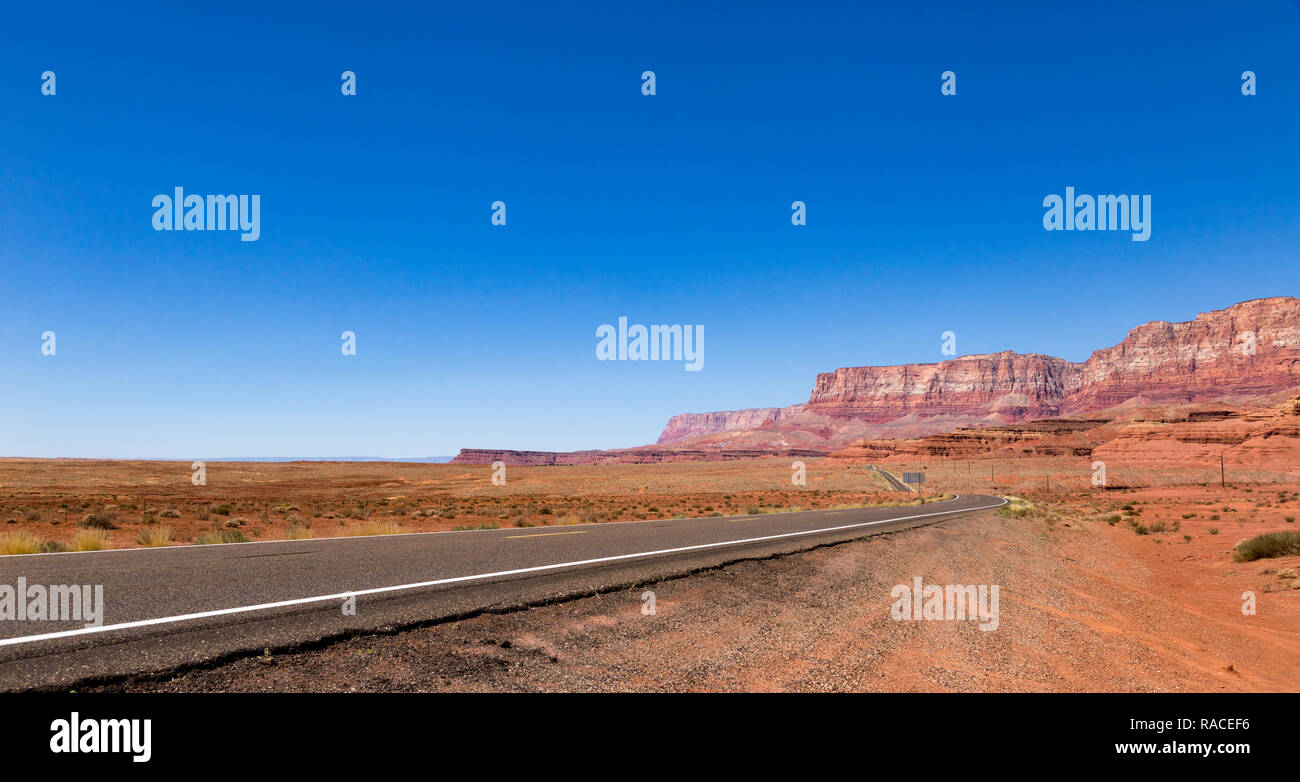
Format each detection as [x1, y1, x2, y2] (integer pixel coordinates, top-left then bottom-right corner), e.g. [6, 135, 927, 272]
[656, 404, 807, 444]
[657, 297, 1300, 446]
[805, 352, 1076, 421]
[1062, 297, 1300, 411]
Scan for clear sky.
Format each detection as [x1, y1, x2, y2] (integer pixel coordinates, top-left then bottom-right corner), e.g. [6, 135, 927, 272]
[2, 1, 1297, 458]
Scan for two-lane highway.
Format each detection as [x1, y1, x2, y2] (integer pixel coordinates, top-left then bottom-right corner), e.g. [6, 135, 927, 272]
[0, 493, 1005, 690]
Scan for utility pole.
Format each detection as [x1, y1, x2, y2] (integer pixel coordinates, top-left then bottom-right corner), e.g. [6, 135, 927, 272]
[1220, 455, 1225, 488]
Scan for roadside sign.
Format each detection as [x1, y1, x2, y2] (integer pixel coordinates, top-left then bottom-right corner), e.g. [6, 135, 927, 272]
[902, 472, 925, 484]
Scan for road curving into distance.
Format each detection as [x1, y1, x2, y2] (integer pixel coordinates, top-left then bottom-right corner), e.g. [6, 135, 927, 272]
[0, 493, 1006, 690]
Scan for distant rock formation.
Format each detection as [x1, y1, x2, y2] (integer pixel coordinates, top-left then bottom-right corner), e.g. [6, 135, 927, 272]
[656, 404, 807, 444]
[658, 297, 1300, 448]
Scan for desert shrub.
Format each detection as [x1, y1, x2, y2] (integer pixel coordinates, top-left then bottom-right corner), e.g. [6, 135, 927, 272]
[195, 528, 249, 545]
[1209, 527, 1220, 535]
[159, 509, 181, 519]
[136, 527, 175, 547]
[284, 523, 313, 540]
[224, 517, 247, 528]
[452, 522, 498, 531]
[997, 497, 1035, 519]
[214, 504, 233, 516]
[80, 511, 118, 530]
[69, 529, 110, 551]
[23, 508, 41, 521]
[345, 521, 402, 536]
[1105, 515, 1122, 525]
[1232, 531, 1300, 562]
[0, 531, 45, 555]
[1286, 516, 1296, 523]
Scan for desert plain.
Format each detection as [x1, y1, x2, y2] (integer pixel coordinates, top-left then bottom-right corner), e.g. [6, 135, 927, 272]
[1, 454, 1296, 692]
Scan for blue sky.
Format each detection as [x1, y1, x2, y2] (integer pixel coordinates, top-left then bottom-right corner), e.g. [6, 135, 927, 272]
[2, 1, 1298, 457]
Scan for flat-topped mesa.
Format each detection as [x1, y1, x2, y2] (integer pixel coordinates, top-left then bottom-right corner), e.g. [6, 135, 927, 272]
[655, 297, 1300, 448]
[450, 446, 828, 466]
[656, 404, 806, 444]
[805, 351, 1077, 421]
[1063, 296, 1300, 412]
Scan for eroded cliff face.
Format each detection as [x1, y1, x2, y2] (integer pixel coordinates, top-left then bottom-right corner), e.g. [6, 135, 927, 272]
[657, 297, 1300, 445]
[805, 352, 1077, 421]
[656, 405, 807, 444]
[1063, 297, 1300, 411]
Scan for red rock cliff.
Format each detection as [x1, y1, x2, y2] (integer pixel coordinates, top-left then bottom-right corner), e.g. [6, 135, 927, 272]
[657, 297, 1300, 443]
[805, 351, 1077, 421]
[656, 404, 807, 444]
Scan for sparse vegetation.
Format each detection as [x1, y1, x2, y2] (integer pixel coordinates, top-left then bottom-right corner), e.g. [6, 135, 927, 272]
[80, 511, 118, 530]
[69, 529, 110, 551]
[0, 530, 45, 555]
[194, 528, 249, 545]
[344, 520, 403, 536]
[136, 527, 175, 547]
[1232, 531, 1300, 562]
[997, 496, 1035, 519]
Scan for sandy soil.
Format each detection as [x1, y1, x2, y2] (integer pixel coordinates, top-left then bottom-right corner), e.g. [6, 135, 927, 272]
[0, 458, 949, 551]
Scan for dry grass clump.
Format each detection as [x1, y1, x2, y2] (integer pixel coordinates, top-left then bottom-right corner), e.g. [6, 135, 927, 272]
[0, 531, 45, 555]
[136, 527, 175, 547]
[69, 529, 110, 551]
[194, 528, 249, 545]
[997, 496, 1035, 518]
[344, 520, 404, 537]
[284, 523, 313, 540]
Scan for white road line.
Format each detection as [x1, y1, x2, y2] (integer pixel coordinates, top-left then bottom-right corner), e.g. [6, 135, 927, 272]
[0, 495, 1005, 648]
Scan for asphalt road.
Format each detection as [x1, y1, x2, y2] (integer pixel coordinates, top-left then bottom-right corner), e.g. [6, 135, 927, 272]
[0, 493, 1005, 690]
[869, 465, 914, 492]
